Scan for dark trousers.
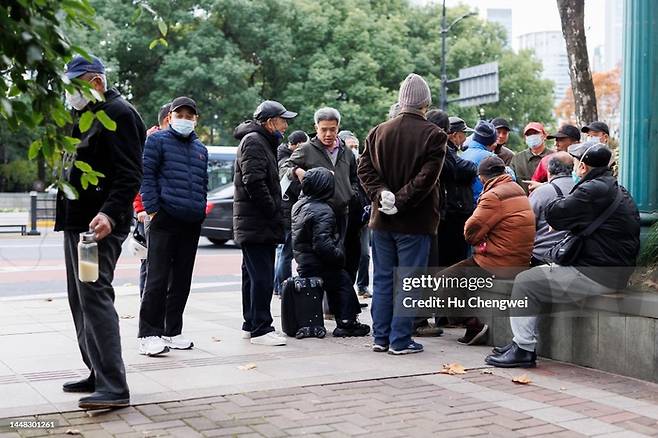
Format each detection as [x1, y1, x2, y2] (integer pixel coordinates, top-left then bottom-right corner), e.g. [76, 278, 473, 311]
[338, 213, 362, 283]
[436, 213, 470, 267]
[241, 243, 277, 337]
[299, 267, 361, 322]
[356, 228, 370, 290]
[64, 229, 129, 396]
[139, 211, 201, 338]
[274, 230, 294, 294]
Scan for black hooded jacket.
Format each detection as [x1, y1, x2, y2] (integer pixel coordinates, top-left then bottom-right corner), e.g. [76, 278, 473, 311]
[232, 120, 284, 244]
[545, 167, 640, 289]
[292, 168, 344, 275]
[55, 88, 145, 232]
[440, 140, 477, 218]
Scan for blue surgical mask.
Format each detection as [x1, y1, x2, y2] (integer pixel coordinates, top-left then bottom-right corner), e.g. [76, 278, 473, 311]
[170, 118, 195, 137]
[525, 134, 543, 149]
[571, 170, 581, 184]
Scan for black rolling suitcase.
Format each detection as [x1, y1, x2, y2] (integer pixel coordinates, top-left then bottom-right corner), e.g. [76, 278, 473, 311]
[281, 276, 326, 339]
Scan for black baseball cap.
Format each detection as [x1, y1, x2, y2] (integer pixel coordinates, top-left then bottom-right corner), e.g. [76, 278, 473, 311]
[170, 96, 198, 115]
[253, 100, 297, 121]
[158, 102, 172, 124]
[65, 55, 105, 79]
[547, 124, 581, 141]
[491, 117, 511, 131]
[567, 140, 612, 168]
[581, 121, 609, 135]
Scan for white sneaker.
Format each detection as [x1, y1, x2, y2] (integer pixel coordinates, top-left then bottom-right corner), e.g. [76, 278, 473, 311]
[162, 334, 194, 350]
[250, 331, 287, 346]
[241, 330, 251, 339]
[138, 336, 169, 356]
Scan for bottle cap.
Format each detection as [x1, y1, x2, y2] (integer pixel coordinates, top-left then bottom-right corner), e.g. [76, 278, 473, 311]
[80, 231, 96, 243]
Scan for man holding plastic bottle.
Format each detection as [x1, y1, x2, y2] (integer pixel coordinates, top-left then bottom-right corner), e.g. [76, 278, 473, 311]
[55, 55, 145, 409]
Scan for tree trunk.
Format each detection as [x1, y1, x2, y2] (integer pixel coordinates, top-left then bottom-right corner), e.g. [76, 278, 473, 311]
[556, 0, 598, 126]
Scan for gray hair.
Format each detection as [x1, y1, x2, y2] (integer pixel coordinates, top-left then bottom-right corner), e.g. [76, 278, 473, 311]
[314, 107, 341, 125]
[547, 156, 574, 177]
[388, 102, 401, 120]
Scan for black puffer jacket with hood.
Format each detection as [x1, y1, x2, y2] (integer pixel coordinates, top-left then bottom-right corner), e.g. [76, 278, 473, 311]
[233, 120, 284, 244]
[292, 167, 344, 275]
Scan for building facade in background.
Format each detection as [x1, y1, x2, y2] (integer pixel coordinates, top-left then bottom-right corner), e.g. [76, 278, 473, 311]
[518, 31, 570, 107]
[604, 0, 623, 70]
[486, 8, 513, 48]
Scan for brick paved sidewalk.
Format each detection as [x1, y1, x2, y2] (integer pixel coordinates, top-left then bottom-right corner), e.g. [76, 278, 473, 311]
[2, 359, 658, 438]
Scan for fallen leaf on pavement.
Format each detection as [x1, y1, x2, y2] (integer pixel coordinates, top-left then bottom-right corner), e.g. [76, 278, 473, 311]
[439, 363, 466, 375]
[45, 298, 53, 302]
[512, 374, 532, 384]
[481, 369, 493, 374]
[211, 336, 221, 342]
[238, 362, 257, 370]
[65, 429, 81, 435]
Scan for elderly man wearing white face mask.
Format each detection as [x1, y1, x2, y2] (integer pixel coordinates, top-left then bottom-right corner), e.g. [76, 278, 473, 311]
[138, 96, 208, 357]
[510, 122, 555, 194]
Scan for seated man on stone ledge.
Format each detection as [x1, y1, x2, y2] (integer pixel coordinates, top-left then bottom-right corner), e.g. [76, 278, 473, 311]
[486, 143, 641, 368]
[431, 156, 535, 346]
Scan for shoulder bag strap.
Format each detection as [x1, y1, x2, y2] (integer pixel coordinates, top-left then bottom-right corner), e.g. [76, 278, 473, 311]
[580, 187, 623, 237]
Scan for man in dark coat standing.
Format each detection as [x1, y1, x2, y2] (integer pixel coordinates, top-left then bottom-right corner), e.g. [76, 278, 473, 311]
[56, 56, 145, 409]
[358, 73, 447, 355]
[234, 100, 297, 346]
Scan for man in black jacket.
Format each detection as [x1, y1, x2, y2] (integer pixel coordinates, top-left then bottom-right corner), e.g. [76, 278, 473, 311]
[487, 143, 640, 368]
[55, 56, 145, 409]
[234, 100, 297, 346]
[292, 168, 370, 337]
[274, 130, 308, 296]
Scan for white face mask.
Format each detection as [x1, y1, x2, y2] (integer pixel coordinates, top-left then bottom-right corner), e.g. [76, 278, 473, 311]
[525, 134, 543, 149]
[66, 90, 90, 111]
[170, 118, 196, 136]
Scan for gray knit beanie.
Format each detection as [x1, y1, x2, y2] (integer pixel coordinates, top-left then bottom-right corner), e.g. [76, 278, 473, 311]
[398, 73, 431, 109]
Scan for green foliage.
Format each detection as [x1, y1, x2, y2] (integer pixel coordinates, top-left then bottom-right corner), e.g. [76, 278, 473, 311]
[0, 159, 38, 192]
[69, 0, 554, 144]
[639, 222, 658, 267]
[0, 0, 117, 196]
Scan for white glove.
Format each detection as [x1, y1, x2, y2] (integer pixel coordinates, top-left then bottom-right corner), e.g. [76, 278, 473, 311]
[380, 190, 396, 209]
[379, 205, 398, 215]
[379, 190, 398, 215]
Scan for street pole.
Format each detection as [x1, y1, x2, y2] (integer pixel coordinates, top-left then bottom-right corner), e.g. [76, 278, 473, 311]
[440, 0, 448, 111]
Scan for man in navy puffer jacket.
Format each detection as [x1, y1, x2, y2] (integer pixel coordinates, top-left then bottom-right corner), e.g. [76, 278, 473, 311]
[138, 96, 208, 356]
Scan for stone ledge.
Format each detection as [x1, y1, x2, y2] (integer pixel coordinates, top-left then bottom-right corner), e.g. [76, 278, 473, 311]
[480, 278, 658, 383]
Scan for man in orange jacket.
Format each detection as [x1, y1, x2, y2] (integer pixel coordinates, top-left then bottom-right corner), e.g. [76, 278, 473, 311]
[433, 156, 535, 345]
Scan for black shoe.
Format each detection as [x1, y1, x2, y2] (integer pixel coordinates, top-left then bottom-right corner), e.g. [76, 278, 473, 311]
[359, 302, 368, 308]
[492, 343, 537, 361]
[333, 321, 370, 337]
[485, 342, 536, 368]
[62, 377, 95, 393]
[78, 392, 130, 410]
[457, 323, 488, 345]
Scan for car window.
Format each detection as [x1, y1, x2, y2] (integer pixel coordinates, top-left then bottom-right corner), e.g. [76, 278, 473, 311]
[207, 155, 235, 192]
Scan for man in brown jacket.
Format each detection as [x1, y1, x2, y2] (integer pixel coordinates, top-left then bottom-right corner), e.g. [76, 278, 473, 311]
[436, 156, 535, 345]
[358, 73, 447, 355]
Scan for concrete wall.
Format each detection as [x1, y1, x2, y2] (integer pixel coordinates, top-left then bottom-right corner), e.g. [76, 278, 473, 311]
[482, 282, 658, 383]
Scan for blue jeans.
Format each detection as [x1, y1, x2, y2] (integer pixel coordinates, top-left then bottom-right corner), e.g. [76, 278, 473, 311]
[273, 230, 293, 294]
[371, 231, 431, 350]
